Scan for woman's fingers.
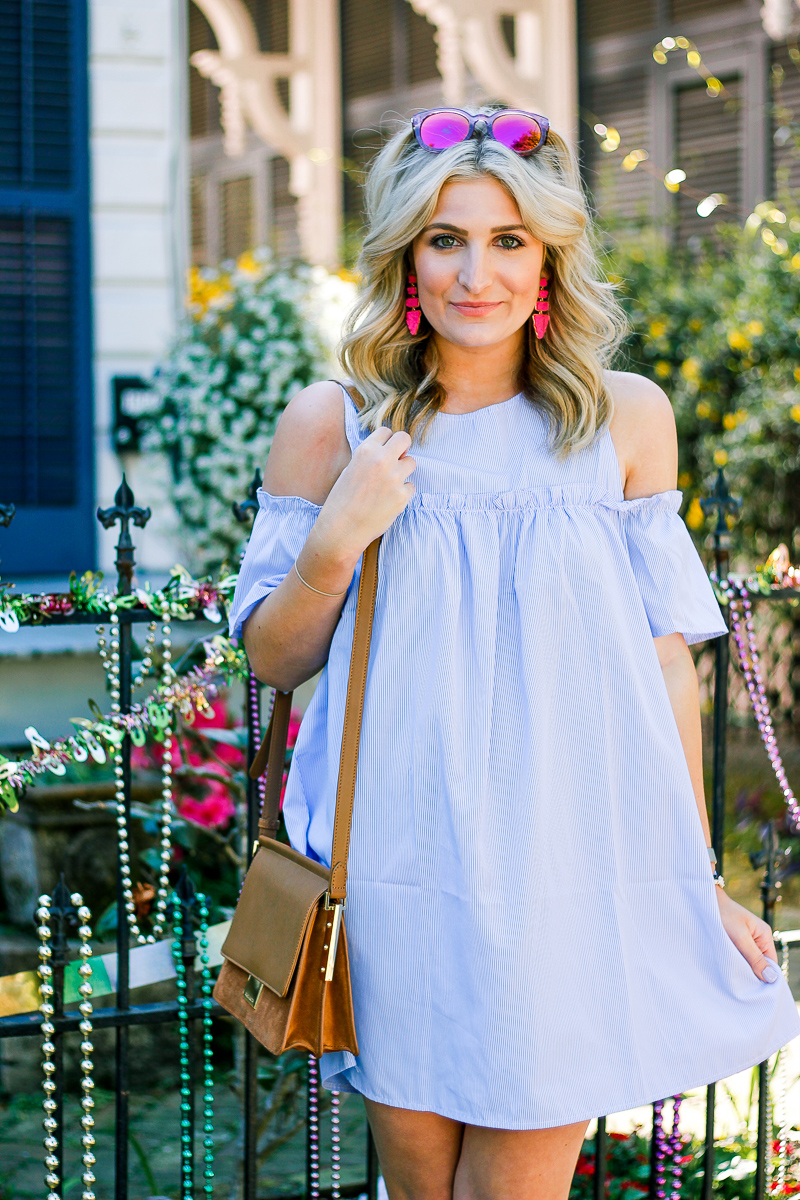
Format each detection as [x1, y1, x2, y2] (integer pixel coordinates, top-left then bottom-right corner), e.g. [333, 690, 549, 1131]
[720, 898, 780, 982]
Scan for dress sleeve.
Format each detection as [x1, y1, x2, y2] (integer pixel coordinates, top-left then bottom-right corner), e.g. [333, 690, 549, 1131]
[227, 490, 322, 639]
[614, 489, 728, 645]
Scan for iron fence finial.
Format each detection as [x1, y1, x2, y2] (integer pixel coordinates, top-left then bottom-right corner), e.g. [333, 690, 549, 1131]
[233, 469, 263, 524]
[699, 465, 742, 578]
[97, 475, 152, 595]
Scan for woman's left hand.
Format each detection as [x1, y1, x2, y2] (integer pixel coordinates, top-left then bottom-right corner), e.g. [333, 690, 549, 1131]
[717, 889, 781, 983]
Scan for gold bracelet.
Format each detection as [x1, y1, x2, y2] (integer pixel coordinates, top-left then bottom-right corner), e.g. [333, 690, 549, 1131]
[293, 560, 348, 598]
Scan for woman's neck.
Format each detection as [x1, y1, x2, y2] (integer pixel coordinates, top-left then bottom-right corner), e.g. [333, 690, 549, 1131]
[431, 329, 525, 414]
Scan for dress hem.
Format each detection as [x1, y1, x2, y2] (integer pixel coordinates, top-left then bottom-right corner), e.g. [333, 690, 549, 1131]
[320, 1017, 800, 1130]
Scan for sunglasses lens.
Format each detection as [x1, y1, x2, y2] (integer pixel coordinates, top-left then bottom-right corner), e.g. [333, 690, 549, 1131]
[418, 111, 471, 150]
[491, 113, 543, 155]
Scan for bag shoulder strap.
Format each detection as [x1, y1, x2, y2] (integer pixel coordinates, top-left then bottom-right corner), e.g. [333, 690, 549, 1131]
[249, 536, 382, 902]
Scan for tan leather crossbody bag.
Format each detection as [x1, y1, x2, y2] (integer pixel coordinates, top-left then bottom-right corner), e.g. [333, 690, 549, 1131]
[212, 536, 381, 1057]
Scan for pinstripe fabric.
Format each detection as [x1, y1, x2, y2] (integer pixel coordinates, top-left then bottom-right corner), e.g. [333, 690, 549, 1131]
[230, 388, 800, 1129]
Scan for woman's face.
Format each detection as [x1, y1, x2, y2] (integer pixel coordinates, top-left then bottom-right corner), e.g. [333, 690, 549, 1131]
[410, 176, 545, 350]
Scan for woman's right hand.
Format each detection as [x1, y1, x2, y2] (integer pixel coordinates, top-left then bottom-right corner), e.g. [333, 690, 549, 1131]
[313, 427, 416, 559]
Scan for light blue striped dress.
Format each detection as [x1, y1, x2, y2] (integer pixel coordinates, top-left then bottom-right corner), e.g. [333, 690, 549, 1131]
[230, 385, 800, 1129]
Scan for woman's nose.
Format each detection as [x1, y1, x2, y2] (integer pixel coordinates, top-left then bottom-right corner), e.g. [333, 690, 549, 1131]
[458, 249, 492, 293]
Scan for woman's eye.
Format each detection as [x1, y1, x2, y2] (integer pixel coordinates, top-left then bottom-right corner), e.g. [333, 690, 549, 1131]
[497, 235, 523, 249]
[431, 234, 459, 249]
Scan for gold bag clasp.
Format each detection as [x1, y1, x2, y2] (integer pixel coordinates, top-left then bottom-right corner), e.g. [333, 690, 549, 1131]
[243, 974, 264, 1008]
[323, 894, 344, 983]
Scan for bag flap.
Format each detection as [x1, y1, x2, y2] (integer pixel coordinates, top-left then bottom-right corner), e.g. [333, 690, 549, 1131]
[220, 840, 331, 998]
[221, 841, 330, 998]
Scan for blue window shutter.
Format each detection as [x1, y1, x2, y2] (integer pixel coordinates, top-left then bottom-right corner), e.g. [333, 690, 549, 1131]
[0, 0, 93, 575]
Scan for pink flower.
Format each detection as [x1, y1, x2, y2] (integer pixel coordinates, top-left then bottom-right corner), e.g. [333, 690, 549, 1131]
[179, 781, 235, 829]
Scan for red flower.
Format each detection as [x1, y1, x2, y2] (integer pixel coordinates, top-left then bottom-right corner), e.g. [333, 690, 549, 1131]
[179, 780, 235, 829]
[610, 1132, 629, 1141]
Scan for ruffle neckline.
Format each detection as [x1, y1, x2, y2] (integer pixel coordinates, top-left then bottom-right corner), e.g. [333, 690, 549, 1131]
[255, 486, 684, 516]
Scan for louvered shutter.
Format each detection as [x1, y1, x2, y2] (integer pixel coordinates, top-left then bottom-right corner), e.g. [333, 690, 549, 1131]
[581, 0, 655, 41]
[675, 78, 742, 243]
[408, 6, 439, 85]
[584, 74, 651, 226]
[341, 0, 393, 100]
[271, 156, 300, 260]
[669, 0, 743, 20]
[189, 3, 221, 139]
[0, 0, 93, 573]
[221, 176, 254, 261]
[771, 44, 800, 195]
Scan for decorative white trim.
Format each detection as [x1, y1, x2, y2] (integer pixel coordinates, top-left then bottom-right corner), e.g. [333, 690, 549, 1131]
[190, 0, 341, 267]
[407, 1, 577, 143]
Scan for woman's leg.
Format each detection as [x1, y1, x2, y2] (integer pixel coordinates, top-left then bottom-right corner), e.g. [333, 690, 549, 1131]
[453, 1120, 590, 1200]
[364, 1097, 589, 1200]
[363, 1097, 465, 1200]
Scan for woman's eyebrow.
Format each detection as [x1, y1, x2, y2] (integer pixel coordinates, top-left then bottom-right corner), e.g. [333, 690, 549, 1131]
[423, 222, 469, 234]
[422, 222, 529, 235]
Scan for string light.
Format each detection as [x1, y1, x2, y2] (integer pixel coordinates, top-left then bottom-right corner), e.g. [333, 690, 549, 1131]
[652, 34, 725, 97]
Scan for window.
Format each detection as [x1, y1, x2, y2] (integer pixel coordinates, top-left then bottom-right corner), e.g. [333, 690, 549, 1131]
[0, 0, 93, 574]
[221, 176, 254, 260]
[675, 78, 742, 243]
[585, 74, 651, 228]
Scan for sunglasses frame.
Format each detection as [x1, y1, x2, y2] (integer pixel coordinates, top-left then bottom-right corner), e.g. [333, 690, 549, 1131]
[411, 107, 550, 156]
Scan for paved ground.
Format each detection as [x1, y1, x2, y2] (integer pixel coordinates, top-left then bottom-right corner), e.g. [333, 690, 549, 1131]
[0, 1076, 369, 1199]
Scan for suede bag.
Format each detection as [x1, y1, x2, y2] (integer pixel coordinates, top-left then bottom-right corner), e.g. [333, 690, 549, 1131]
[213, 537, 381, 1057]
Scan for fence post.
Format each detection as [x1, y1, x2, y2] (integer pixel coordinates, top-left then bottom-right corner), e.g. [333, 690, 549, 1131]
[97, 475, 151, 1200]
[593, 1116, 607, 1200]
[699, 465, 740, 1200]
[753, 821, 784, 1200]
[234, 472, 263, 1200]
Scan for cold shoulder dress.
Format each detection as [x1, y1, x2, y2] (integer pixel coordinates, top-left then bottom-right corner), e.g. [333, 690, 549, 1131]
[229, 386, 800, 1129]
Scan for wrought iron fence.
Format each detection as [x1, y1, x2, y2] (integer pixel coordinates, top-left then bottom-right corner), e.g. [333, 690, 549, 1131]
[0, 468, 796, 1200]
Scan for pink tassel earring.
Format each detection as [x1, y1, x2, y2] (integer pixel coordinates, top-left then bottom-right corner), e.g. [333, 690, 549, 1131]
[406, 273, 421, 336]
[533, 275, 550, 340]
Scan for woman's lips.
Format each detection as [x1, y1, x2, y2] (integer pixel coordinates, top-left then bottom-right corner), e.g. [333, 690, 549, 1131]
[449, 301, 502, 316]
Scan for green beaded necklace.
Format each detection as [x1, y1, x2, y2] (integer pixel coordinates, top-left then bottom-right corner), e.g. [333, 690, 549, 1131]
[172, 892, 215, 1197]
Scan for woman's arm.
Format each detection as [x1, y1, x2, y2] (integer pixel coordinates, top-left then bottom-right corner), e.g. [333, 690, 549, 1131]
[607, 371, 779, 983]
[242, 382, 416, 690]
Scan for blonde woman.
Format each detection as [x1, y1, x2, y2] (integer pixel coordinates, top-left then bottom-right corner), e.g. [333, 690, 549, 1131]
[229, 109, 800, 1200]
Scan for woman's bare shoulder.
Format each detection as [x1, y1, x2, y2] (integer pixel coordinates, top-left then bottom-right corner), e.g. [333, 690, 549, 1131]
[603, 369, 677, 499]
[262, 380, 353, 504]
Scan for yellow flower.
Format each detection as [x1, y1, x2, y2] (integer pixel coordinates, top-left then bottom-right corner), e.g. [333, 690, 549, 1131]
[746, 320, 764, 337]
[236, 250, 262, 277]
[649, 320, 668, 338]
[793, 365, 800, 383]
[678, 472, 693, 488]
[714, 448, 729, 466]
[791, 404, 800, 423]
[187, 266, 232, 316]
[695, 401, 711, 419]
[686, 496, 705, 529]
[654, 360, 671, 378]
[688, 318, 703, 332]
[727, 329, 750, 352]
[723, 413, 737, 430]
[681, 357, 701, 381]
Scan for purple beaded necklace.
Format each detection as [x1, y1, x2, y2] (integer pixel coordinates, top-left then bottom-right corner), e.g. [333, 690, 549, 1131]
[653, 1097, 686, 1199]
[716, 577, 799, 829]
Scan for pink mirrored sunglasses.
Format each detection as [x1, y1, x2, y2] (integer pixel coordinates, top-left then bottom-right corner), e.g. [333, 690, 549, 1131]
[412, 108, 550, 156]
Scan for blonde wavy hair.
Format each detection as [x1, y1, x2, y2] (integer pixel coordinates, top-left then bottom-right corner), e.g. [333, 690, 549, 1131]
[339, 110, 628, 454]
